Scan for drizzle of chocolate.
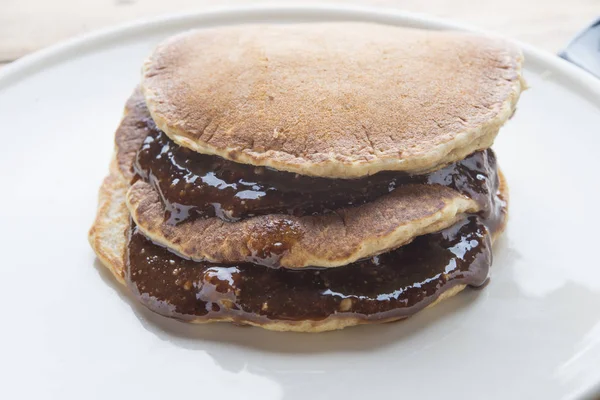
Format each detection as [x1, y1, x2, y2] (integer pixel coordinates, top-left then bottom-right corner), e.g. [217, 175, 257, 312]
[127, 216, 492, 322]
[134, 126, 498, 225]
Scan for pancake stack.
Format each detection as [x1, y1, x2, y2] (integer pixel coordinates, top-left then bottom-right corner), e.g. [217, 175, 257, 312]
[89, 23, 524, 332]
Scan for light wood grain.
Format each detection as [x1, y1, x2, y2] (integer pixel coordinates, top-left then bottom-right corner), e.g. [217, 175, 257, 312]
[0, 0, 598, 63]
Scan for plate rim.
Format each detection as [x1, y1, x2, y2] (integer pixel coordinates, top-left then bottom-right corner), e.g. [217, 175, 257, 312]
[1, 4, 598, 398]
[0, 3, 600, 101]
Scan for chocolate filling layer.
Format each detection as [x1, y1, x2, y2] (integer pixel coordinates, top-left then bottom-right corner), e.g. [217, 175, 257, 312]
[127, 216, 492, 322]
[134, 125, 499, 225]
[125, 122, 505, 323]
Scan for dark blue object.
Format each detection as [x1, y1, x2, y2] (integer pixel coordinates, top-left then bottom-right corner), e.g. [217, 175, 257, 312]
[559, 18, 600, 78]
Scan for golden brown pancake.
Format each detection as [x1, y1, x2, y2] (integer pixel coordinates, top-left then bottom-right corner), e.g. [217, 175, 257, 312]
[90, 23, 518, 332]
[88, 159, 128, 284]
[141, 23, 524, 178]
[127, 179, 475, 268]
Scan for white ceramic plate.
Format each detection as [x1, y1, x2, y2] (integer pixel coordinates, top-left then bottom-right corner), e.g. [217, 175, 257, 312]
[1, 5, 599, 400]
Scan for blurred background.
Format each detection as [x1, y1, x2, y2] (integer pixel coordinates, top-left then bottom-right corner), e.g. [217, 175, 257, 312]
[1, 0, 598, 68]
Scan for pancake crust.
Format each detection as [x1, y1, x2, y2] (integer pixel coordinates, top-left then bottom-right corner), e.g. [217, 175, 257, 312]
[127, 180, 475, 268]
[88, 158, 128, 285]
[142, 23, 524, 178]
[88, 160, 508, 332]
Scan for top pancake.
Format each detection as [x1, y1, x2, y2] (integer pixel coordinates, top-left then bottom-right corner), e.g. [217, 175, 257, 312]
[141, 23, 524, 178]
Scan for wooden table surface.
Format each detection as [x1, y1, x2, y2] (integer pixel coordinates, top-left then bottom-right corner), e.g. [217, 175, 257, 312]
[1, 0, 598, 68]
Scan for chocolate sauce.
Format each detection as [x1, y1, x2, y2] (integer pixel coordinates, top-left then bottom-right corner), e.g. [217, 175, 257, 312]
[127, 216, 491, 322]
[126, 107, 506, 324]
[134, 126, 498, 224]
[427, 149, 504, 233]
